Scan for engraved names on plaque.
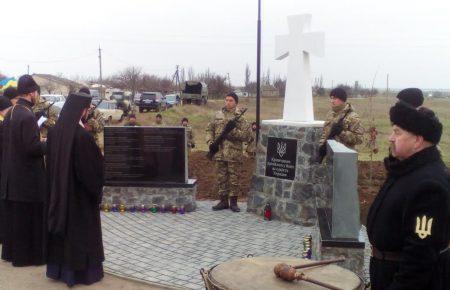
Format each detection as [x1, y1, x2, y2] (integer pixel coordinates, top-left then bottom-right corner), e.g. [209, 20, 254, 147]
[104, 126, 187, 186]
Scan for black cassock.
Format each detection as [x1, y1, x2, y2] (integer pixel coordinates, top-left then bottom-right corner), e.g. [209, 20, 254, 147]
[1, 98, 46, 266]
[46, 92, 104, 287]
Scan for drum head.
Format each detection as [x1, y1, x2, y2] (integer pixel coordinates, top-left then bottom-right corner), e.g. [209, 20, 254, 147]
[209, 256, 361, 290]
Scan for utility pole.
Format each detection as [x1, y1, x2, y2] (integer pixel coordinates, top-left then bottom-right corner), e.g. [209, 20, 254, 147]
[227, 73, 231, 87]
[27, 65, 30, 75]
[98, 46, 103, 98]
[256, 0, 262, 143]
[172, 65, 181, 93]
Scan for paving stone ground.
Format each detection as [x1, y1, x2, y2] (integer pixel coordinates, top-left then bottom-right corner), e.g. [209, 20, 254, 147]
[102, 201, 370, 290]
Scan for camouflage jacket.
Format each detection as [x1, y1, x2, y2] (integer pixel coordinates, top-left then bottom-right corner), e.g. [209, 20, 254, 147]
[86, 109, 105, 150]
[32, 100, 58, 138]
[185, 125, 195, 149]
[244, 130, 257, 156]
[319, 103, 364, 149]
[206, 107, 251, 162]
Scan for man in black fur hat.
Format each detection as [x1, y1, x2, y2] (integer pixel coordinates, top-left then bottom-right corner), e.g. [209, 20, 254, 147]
[46, 92, 105, 286]
[0, 74, 47, 266]
[367, 88, 450, 290]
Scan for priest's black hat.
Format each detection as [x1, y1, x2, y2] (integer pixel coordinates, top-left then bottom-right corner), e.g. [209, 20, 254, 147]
[79, 87, 91, 95]
[396, 88, 424, 108]
[0, 96, 12, 111]
[390, 101, 442, 144]
[17, 74, 40, 95]
[3, 87, 18, 100]
[330, 87, 347, 102]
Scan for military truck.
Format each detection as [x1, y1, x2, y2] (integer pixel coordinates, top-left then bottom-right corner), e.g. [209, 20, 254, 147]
[180, 81, 208, 105]
[110, 91, 131, 119]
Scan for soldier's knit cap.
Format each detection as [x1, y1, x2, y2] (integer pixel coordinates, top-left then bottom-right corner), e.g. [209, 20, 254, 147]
[3, 87, 18, 100]
[17, 74, 40, 95]
[0, 96, 12, 111]
[226, 92, 239, 104]
[396, 88, 424, 108]
[330, 87, 347, 102]
[390, 99, 442, 144]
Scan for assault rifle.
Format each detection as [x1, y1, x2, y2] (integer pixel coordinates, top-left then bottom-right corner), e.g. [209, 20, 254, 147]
[206, 108, 248, 160]
[317, 109, 352, 163]
[85, 99, 103, 122]
[35, 101, 56, 120]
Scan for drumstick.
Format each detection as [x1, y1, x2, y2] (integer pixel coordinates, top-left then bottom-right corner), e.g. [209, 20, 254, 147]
[293, 257, 345, 270]
[296, 272, 344, 290]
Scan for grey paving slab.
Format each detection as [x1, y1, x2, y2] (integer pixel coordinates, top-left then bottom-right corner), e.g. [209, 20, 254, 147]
[102, 200, 369, 290]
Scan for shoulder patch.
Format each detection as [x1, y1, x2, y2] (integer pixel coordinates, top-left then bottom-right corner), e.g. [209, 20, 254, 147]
[415, 215, 433, 239]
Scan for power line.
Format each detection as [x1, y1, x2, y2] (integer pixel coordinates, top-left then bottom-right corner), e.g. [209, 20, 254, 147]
[0, 52, 96, 64]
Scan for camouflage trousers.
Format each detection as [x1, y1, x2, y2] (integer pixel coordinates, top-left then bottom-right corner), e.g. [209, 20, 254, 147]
[215, 160, 241, 198]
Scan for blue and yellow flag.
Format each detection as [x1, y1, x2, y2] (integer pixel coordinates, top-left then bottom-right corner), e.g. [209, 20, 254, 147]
[0, 77, 18, 89]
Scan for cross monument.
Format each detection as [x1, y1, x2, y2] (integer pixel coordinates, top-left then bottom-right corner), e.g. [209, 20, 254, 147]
[275, 14, 324, 123]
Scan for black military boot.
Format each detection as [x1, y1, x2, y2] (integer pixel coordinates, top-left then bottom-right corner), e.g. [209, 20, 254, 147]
[229, 196, 240, 212]
[212, 195, 229, 211]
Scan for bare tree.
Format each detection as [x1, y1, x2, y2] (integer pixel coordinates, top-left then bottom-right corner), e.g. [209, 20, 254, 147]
[180, 67, 186, 83]
[187, 67, 195, 81]
[273, 76, 286, 98]
[116, 66, 142, 96]
[245, 64, 251, 90]
[263, 68, 271, 86]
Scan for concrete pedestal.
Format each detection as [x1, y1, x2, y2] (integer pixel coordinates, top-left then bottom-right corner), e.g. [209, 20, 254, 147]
[247, 120, 326, 226]
[102, 179, 197, 212]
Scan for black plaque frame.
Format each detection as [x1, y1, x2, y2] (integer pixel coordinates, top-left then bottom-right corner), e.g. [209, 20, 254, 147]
[104, 126, 188, 186]
[265, 137, 297, 180]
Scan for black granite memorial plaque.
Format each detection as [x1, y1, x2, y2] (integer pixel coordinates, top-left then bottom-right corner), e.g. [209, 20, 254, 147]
[265, 137, 297, 180]
[104, 126, 187, 186]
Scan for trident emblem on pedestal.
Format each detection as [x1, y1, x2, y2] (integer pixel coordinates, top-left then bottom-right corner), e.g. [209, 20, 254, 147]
[415, 215, 433, 239]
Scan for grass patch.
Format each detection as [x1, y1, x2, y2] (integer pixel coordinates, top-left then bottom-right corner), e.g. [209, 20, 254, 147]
[133, 96, 450, 164]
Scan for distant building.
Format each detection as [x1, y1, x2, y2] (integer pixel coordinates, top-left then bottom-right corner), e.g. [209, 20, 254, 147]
[32, 74, 85, 96]
[261, 85, 280, 98]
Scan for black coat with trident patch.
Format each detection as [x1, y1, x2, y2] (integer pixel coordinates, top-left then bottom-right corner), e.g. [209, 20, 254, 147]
[367, 146, 450, 290]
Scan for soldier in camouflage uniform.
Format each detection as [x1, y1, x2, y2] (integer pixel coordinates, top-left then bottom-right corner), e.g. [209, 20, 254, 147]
[181, 117, 195, 150]
[79, 88, 106, 152]
[206, 92, 251, 212]
[32, 93, 58, 139]
[244, 121, 257, 158]
[318, 88, 364, 156]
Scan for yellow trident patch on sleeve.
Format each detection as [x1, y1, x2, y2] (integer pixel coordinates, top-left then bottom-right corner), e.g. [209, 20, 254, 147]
[415, 215, 433, 239]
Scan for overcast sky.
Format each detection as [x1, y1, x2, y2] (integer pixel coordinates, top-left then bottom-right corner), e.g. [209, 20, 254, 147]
[1, 0, 449, 89]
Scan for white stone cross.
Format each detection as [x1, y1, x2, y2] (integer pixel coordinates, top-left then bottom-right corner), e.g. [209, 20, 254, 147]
[276, 14, 324, 123]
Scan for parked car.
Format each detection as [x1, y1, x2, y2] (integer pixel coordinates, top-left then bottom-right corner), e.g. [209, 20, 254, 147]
[52, 101, 65, 117]
[97, 100, 124, 123]
[138, 92, 167, 112]
[41, 94, 66, 103]
[165, 93, 181, 107]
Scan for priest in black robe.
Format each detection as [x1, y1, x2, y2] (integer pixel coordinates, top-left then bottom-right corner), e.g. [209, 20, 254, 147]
[46, 92, 105, 287]
[0, 96, 13, 244]
[1, 75, 46, 266]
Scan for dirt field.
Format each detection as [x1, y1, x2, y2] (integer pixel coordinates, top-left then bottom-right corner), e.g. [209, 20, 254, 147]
[188, 151, 386, 225]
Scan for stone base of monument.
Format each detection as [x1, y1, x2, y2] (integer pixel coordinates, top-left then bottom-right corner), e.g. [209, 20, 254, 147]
[247, 120, 327, 226]
[102, 179, 197, 212]
[314, 208, 365, 277]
